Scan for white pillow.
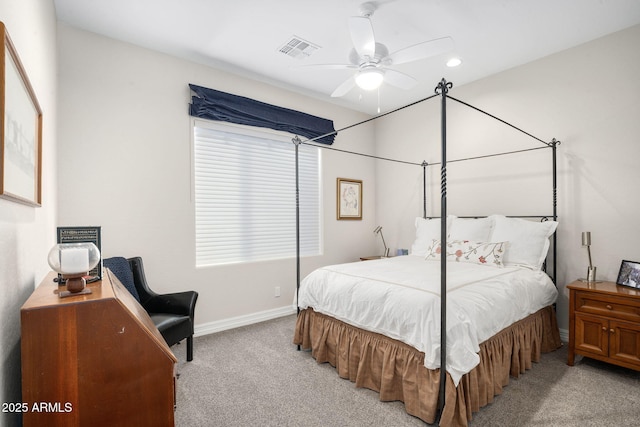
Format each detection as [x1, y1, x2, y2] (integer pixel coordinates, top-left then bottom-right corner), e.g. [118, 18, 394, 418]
[449, 216, 494, 242]
[489, 215, 558, 270]
[410, 217, 451, 256]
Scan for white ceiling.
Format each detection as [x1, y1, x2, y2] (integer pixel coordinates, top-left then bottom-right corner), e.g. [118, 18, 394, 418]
[53, 0, 640, 114]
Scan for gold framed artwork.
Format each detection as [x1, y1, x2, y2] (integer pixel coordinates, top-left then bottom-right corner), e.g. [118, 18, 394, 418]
[337, 178, 362, 220]
[0, 22, 43, 206]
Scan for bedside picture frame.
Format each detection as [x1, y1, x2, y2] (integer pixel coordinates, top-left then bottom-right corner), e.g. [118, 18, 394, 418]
[337, 178, 362, 220]
[0, 22, 43, 207]
[616, 260, 640, 289]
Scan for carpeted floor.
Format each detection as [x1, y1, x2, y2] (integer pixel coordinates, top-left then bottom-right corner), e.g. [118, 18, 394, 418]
[174, 315, 640, 426]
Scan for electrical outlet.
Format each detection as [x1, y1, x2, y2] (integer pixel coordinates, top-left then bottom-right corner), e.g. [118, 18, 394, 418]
[275, 286, 281, 297]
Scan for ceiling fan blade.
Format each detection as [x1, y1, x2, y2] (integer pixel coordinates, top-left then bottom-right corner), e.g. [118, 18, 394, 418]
[296, 63, 357, 70]
[383, 69, 418, 90]
[331, 76, 356, 97]
[348, 16, 376, 59]
[387, 36, 454, 65]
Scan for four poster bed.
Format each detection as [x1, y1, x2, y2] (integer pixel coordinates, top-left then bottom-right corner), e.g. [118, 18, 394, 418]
[292, 80, 562, 426]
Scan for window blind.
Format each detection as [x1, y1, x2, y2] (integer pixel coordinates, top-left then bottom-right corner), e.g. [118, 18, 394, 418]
[194, 122, 321, 267]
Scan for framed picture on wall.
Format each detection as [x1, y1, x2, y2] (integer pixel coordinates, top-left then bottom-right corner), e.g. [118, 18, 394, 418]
[0, 22, 43, 207]
[337, 178, 362, 220]
[616, 260, 640, 289]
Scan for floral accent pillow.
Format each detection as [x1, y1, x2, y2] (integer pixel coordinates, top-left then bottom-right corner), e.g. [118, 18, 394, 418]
[425, 239, 507, 267]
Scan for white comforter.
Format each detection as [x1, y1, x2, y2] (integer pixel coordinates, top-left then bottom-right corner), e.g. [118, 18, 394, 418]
[296, 255, 558, 385]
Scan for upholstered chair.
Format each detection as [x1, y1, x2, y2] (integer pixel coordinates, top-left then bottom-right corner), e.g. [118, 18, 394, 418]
[103, 256, 198, 361]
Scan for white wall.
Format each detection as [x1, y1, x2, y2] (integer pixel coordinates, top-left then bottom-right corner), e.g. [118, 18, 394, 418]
[57, 24, 377, 329]
[374, 24, 640, 332]
[0, 1, 58, 425]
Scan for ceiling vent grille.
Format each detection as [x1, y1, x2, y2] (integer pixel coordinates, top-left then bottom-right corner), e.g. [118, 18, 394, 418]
[278, 36, 320, 59]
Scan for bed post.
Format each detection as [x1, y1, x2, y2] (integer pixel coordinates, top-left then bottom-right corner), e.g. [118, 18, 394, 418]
[293, 136, 302, 351]
[422, 160, 428, 219]
[436, 78, 452, 421]
[551, 138, 559, 283]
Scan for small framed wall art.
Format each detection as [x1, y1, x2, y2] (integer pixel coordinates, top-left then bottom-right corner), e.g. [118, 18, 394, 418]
[616, 260, 640, 289]
[0, 22, 43, 206]
[337, 177, 362, 220]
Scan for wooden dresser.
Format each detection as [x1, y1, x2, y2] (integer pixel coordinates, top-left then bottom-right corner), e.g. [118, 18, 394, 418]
[567, 280, 640, 371]
[20, 269, 177, 426]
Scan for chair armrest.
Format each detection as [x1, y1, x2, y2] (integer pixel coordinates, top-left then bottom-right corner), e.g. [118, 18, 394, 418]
[143, 291, 198, 317]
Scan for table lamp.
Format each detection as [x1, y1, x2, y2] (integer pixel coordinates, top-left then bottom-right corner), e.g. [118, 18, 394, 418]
[582, 231, 596, 282]
[374, 226, 389, 257]
[48, 242, 101, 297]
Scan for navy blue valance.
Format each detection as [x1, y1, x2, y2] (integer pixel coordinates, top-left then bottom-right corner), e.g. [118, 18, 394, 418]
[189, 84, 336, 145]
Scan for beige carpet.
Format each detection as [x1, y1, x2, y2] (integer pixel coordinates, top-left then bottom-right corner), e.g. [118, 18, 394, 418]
[173, 315, 640, 426]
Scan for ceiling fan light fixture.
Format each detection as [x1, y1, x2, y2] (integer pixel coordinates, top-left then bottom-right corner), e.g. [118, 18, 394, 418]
[355, 68, 384, 90]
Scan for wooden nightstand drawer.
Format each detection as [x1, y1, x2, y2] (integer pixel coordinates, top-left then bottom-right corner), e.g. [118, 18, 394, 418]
[575, 291, 640, 323]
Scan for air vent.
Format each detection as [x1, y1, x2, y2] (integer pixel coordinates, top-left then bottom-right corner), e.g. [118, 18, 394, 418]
[278, 36, 320, 59]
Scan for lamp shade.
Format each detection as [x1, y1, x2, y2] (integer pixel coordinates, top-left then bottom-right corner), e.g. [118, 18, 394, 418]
[47, 242, 101, 275]
[355, 68, 384, 91]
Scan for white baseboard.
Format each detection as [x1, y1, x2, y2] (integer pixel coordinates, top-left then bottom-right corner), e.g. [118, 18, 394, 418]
[559, 328, 568, 343]
[194, 305, 297, 337]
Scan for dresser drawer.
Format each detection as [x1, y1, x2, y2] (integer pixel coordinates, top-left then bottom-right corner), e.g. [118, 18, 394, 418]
[575, 291, 640, 323]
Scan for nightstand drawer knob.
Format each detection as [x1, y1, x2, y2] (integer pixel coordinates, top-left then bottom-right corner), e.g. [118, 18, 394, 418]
[602, 326, 607, 332]
[606, 305, 613, 310]
[610, 329, 615, 334]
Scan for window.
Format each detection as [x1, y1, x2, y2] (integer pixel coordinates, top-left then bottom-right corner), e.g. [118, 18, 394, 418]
[193, 121, 321, 267]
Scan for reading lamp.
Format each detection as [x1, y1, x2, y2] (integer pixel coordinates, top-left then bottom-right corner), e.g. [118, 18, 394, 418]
[582, 231, 596, 282]
[48, 242, 101, 297]
[373, 226, 389, 257]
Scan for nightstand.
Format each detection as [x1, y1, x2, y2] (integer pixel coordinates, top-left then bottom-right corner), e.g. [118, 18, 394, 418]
[567, 280, 640, 371]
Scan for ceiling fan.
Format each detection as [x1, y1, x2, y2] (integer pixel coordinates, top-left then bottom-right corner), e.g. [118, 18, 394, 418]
[310, 2, 455, 97]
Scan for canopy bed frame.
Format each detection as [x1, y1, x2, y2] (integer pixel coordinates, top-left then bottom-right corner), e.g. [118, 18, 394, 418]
[292, 79, 560, 426]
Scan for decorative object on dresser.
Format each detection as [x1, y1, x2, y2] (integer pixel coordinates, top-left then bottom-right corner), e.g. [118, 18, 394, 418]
[567, 280, 640, 371]
[581, 231, 597, 282]
[616, 260, 640, 289]
[373, 225, 389, 257]
[57, 226, 102, 281]
[47, 242, 101, 297]
[336, 178, 362, 220]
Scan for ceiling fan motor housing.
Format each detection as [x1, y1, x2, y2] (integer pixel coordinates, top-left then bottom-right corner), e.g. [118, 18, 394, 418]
[358, 2, 377, 17]
[349, 42, 389, 66]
